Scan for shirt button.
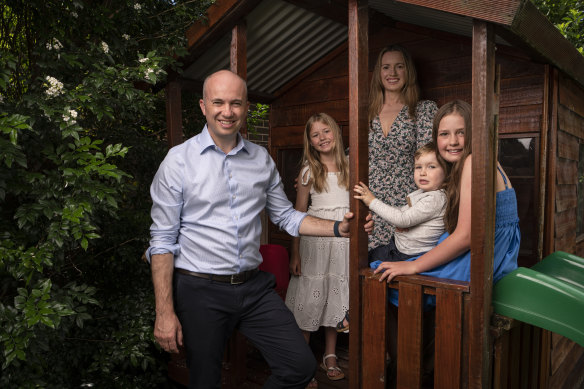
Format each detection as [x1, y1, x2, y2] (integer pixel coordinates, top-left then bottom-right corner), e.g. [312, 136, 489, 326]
[232, 194, 236, 199]
[229, 174, 232, 179]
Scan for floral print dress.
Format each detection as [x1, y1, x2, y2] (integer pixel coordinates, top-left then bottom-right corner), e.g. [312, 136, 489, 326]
[368, 100, 438, 250]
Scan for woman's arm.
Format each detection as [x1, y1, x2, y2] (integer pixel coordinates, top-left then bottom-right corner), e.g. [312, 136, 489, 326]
[289, 169, 311, 276]
[374, 156, 473, 282]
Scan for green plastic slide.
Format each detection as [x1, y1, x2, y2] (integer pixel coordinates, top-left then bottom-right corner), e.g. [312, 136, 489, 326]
[492, 251, 584, 346]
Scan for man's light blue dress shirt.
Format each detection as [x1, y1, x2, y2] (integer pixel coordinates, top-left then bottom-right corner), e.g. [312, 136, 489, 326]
[146, 126, 307, 275]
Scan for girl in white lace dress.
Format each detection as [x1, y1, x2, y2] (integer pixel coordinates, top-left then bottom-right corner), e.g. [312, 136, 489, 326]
[285, 113, 349, 384]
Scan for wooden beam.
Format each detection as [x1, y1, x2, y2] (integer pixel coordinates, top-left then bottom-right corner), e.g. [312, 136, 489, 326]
[187, 0, 245, 48]
[165, 81, 183, 147]
[469, 20, 497, 389]
[347, 1, 368, 388]
[395, 0, 521, 26]
[230, 22, 247, 79]
[230, 21, 248, 138]
[183, 0, 262, 66]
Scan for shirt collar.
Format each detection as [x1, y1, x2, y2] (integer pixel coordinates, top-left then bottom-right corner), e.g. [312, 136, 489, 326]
[199, 125, 249, 155]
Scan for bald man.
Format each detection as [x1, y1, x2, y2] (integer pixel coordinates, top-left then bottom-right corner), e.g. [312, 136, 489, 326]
[146, 70, 369, 388]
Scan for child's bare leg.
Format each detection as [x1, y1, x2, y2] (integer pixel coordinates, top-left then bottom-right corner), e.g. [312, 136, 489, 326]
[303, 330, 311, 344]
[322, 327, 344, 379]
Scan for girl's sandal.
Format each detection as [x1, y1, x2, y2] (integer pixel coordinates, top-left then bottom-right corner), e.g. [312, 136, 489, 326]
[335, 311, 349, 333]
[320, 354, 345, 381]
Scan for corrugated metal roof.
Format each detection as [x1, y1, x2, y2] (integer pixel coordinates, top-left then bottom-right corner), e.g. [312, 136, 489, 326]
[181, 0, 584, 97]
[182, 0, 347, 95]
[369, 0, 511, 44]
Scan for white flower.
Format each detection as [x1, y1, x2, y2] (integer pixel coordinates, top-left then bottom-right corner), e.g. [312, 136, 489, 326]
[139, 57, 148, 63]
[122, 34, 130, 40]
[62, 110, 78, 124]
[46, 38, 63, 51]
[45, 76, 64, 97]
[134, 3, 142, 10]
[144, 68, 154, 80]
[71, 11, 78, 18]
[0, 94, 4, 103]
[101, 41, 109, 54]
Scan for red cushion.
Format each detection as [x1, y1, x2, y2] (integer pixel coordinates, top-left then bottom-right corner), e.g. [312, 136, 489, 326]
[259, 244, 290, 299]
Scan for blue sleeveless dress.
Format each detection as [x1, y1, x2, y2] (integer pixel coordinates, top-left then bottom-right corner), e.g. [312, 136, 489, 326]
[386, 166, 520, 306]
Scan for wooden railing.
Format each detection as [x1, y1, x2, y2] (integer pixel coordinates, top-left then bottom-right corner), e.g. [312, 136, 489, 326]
[360, 268, 470, 389]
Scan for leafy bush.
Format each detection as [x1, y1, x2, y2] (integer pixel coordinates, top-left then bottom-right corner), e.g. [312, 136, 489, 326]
[0, 1, 212, 387]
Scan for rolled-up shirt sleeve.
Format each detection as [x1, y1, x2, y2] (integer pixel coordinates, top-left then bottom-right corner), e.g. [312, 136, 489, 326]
[145, 152, 184, 262]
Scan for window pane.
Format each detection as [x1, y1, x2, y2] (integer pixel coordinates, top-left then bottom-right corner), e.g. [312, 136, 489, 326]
[499, 137, 537, 268]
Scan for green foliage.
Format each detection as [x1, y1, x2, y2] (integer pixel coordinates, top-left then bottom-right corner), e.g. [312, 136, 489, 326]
[247, 103, 270, 135]
[0, 0, 213, 387]
[532, 0, 584, 54]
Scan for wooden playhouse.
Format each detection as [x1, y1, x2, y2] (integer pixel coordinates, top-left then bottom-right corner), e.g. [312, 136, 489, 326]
[162, 0, 584, 387]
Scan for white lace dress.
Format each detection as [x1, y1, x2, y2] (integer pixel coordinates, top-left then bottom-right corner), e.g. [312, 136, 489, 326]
[285, 170, 350, 331]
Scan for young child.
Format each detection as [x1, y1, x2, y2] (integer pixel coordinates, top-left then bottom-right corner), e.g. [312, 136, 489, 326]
[285, 113, 349, 385]
[359, 142, 448, 264]
[374, 99, 520, 291]
[336, 142, 448, 333]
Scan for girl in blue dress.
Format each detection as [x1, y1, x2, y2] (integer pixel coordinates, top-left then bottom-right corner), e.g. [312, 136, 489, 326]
[373, 100, 520, 291]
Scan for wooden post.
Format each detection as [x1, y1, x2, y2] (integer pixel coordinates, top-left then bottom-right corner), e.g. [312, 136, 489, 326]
[539, 66, 558, 389]
[469, 20, 497, 389]
[226, 20, 248, 387]
[165, 80, 183, 147]
[397, 282, 424, 388]
[231, 21, 248, 138]
[361, 272, 387, 389]
[348, 0, 368, 388]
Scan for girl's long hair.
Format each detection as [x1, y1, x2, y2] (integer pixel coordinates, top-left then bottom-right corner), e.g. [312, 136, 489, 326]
[368, 44, 420, 122]
[302, 113, 349, 193]
[431, 100, 473, 233]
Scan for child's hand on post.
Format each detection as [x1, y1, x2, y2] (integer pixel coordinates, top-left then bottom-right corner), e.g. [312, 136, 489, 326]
[354, 182, 375, 206]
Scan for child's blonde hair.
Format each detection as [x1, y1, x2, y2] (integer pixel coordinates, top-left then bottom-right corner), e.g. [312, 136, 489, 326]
[302, 113, 349, 193]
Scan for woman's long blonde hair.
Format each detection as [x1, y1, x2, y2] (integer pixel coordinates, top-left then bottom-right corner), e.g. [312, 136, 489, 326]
[302, 113, 349, 193]
[431, 100, 473, 233]
[368, 44, 420, 122]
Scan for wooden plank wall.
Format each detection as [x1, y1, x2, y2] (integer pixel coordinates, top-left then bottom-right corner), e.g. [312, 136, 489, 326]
[547, 72, 584, 389]
[268, 24, 545, 258]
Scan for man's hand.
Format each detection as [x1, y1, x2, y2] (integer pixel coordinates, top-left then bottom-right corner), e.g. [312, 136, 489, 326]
[154, 311, 183, 354]
[338, 212, 374, 237]
[338, 212, 354, 237]
[364, 212, 374, 234]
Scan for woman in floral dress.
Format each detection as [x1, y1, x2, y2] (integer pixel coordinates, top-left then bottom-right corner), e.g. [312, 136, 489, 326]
[337, 44, 437, 332]
[367, 45, 438, 253]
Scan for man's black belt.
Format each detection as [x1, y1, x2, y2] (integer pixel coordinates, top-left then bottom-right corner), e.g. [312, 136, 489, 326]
[176, 267, 259, 285]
